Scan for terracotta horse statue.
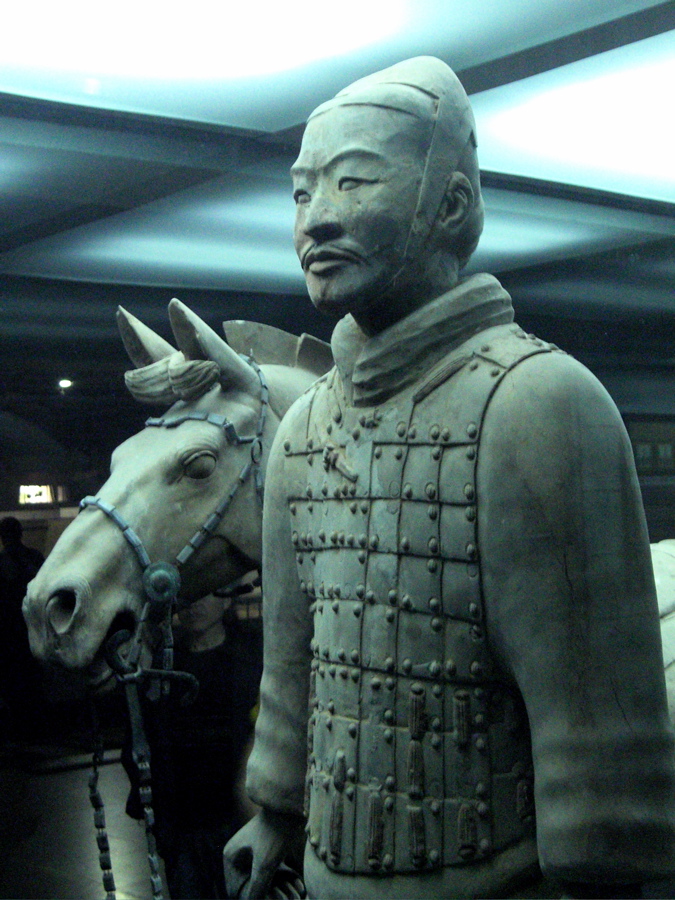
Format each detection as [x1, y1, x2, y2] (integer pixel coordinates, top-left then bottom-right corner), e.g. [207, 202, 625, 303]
[23, 299, 331, 688]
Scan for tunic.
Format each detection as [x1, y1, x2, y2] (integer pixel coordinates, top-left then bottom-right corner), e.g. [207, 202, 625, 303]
[248, 273, 675, 898]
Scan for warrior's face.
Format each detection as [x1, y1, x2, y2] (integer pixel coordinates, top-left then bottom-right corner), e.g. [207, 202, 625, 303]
[292, 103, 428, 323]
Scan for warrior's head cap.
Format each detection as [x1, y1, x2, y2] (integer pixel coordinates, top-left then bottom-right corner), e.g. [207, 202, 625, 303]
[308, 56, 484, 268]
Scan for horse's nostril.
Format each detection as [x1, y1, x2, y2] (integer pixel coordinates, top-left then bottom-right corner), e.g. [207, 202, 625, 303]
[47, 589, 78, 635]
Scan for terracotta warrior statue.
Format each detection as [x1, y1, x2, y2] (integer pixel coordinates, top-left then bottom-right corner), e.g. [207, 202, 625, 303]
[223, 57, 675, 898]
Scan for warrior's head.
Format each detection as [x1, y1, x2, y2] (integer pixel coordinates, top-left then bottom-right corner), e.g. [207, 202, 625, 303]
[291, 56, 483, 333]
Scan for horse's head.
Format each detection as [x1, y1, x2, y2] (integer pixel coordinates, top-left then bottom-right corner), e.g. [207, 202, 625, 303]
[24, 299, 331, 688]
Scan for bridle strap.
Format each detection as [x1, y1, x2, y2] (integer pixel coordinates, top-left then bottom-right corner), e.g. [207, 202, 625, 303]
[79, 496, 151, 570]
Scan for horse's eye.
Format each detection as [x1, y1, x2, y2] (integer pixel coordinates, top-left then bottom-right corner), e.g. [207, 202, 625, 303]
[183, 451, 216, 479]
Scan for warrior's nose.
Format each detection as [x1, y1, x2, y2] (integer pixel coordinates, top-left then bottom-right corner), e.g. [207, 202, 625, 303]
[46, 588, 79, 635]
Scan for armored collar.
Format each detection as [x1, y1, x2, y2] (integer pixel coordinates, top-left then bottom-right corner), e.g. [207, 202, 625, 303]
[330, 273, 514, 406]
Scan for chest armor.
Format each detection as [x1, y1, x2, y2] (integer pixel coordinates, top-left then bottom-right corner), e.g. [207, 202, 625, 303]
[282, 323, 558, 875]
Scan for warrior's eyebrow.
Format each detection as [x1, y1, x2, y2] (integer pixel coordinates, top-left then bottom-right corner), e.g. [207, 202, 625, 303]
[291, 147, 386, 178]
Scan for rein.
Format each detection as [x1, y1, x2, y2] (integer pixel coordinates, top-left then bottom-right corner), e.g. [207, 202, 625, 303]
[82, 355, 268, 900]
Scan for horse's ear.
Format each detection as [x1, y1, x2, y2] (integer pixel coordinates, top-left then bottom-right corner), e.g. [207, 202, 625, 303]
[117, 306, 175, 367]
[168, 298, 259, 395]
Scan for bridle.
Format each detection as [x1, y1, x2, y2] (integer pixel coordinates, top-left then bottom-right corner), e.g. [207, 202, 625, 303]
[80, 355, 269, 900]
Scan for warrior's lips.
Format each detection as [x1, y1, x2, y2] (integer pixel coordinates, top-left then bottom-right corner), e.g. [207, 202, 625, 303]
[304, 247, 362, 275]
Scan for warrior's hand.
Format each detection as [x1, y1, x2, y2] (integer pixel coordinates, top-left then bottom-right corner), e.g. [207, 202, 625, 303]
[223, 808, 305, 899]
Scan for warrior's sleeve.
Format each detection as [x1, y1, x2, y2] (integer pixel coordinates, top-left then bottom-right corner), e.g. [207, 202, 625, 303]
[245, 399, 314, 815]
[478, 350, 675, 885]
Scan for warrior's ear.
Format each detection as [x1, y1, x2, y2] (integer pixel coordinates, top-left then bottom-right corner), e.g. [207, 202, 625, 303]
[437, 172, 473, 232]
[168, 298, 259, 395]
[117, 306, 175, 367]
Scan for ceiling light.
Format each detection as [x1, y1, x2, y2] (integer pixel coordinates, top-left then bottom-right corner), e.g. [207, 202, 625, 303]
[472, 31, 675, 203]
[58, 378, 73, 389]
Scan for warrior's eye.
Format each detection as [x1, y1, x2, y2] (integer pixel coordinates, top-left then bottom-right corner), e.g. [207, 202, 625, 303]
[183, 451, 216, 479]
[338, 176, 374, 191]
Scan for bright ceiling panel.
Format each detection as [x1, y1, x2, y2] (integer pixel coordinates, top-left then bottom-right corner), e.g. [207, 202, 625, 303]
[0, 0, 665, 131]
[1, 175, 673, 291]
[472, 29, 675, 202]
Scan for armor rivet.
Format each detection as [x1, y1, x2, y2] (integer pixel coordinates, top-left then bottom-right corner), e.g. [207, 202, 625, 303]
[301, 580, 307, 594]
[326, 717, 333, 730]
[384, 709, 394, 724]
[319, 846, 328, 859]
[466, 447, 476, 460]
[328, 701, 335, 714]
[431, 800, 440, 815]
[334, 410, 342, 424]
[346, 786, 355, 799]
[403, 484, 413, 499]
[471, 625, 483, 640]
[401, 537, 410, 552]
[318, 665, 325, 677]
[368, 858, 380, 870]
[429, 849, 440, 865]
[340, 666, 349, 679]
[432, 446, 442, 461]
[402, 659, 412, 674]
[429, 597, 440, 612]
[386, 676, 395, 690]
[327, 422, 333, 434]
[471, 661, 483, 678]
[385, 776, 395, 791]
[384, 799, 394, 814]
[359, 414, 367, 427]
[307, 454, 314, 466]
[408, 426, 417, 439]
[491, 367, 500, 377]
[353, 603, 363, 618]
[342, 484, 350, 496]
[369, 535, 379, 550]
[428, 505, 438, 520]
[480, 839, 491, 853]
[431, 716, 441, 732]
[395, 447, 404, 460]
[352, 428, 360, 441]
[292, 531, 299, 545]
[318, 602, 325, 614]
[402, 595, 413, 610]
[307, 581, 315, 597]
[383, 852, 394, 868]
[468, 602, 479, 618]
[351, 650, 359, 664]
[427, 559, 438, 573]
[296, 553, 303, 564]
[411, 682, 424, 695]
[338, 532, 346, 544]
[432, 684, 442, 698]
[310, 835, 319, 848]
[359, 534, 368, 548]
[328, 585, 335, 598]
[333, 487, 341, 498]
[360, 501, 369, 513]
[347, 534, 355, 546]
[430, 661, 441, 677]
[476, 782, 487, 797]
[397, 422, 407, 437]
[284, 440, 291, 452]
[309, 600, 317, 613]
[464, 484, 475, 500]
[349, 723, 358, 738]
[351, 669, 360, 682]
[290, 503, 297, 515]
[475, 737, 486, 752]
[358, 551, 367, 564]
[307, 437, 314, 450]
[470, 361, 479, 371]
[384, 657, 395, 672]
[328, 665, 337, 678]
[388, 589, 398, 605]
[425, 483, 436, 499]
[371, 676, 382, 690]
[445, 659, 457, 676]
[466, 543, 477, 559]
[318, 530, 326, 542]
[338, 648, 346, 661]
[347, 767, 356, 782]
[465, 506, 476, 522]
[374, 446, 382, 459]
[431, 734, 442, 749]
[321, 484, 328, 496]
[366, 590, 375, 603]
[430, 425, 440, 440]
[475, 713, 485, 726]
[442, 427, 451, 441]
[481, 344, 490, 353]
[467, 423, 478, 439]
[322, 645, 329, 657]
[356, 584, 365, 598]
[386, 609, 396, 623]
[330, 531, 338, 544]
[428, 538, 439, 554]
[384, 729, 393, 743]
[349, 501, 358, 514]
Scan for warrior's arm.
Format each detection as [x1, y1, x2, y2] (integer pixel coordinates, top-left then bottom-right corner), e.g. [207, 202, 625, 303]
[478, 351, 675, 890]
[224, 405, 312, 898]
